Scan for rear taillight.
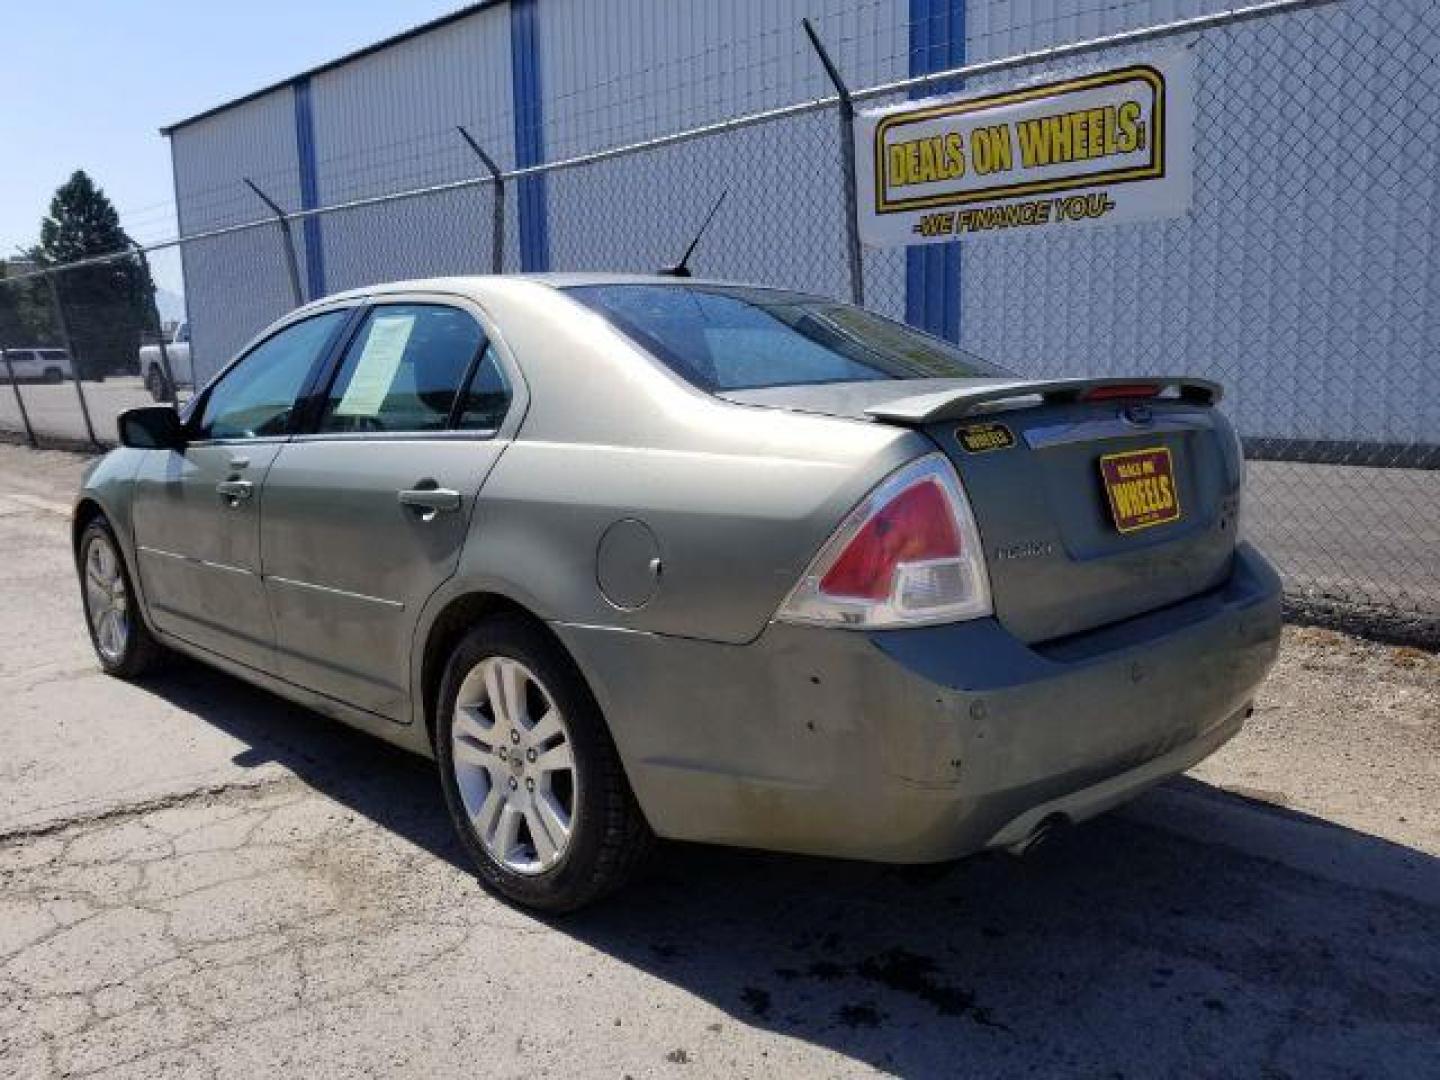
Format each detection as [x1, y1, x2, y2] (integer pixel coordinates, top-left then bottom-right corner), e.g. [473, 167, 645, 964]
[776, 454, 991, 628]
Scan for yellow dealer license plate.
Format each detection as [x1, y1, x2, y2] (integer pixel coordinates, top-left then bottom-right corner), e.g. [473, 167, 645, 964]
[1099, 446, 1181, 533]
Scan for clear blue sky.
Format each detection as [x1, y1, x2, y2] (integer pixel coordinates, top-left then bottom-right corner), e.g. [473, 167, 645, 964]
[1, 1, 468, 289]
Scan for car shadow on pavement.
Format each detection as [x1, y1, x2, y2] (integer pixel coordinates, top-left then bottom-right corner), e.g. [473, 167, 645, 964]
[141, 662, 1440, 1078]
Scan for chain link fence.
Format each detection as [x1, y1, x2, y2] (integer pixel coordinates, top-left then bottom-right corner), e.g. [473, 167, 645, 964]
[0, 0, 1434, 641]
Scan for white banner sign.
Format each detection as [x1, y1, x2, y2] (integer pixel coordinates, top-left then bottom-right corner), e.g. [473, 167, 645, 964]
[856, 50, 1194, 246]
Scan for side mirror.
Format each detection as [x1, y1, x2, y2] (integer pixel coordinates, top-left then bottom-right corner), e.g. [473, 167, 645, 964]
[118, 405, 185, 450]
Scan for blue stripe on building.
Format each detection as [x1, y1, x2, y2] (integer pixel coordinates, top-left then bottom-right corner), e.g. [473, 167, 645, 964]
[510, 0, 549, 271]
[292, 77, 326, 299]
[905, 0, 964, 342]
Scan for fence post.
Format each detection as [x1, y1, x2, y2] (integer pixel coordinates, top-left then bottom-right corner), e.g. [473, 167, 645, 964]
[242, 178, 306, 308]
[1, 349, 38, 448]
[802, 17, 865, 308]
[131, 244, 180, 406]
[456, 126, 506, 274]
[43, 270, 100, 448]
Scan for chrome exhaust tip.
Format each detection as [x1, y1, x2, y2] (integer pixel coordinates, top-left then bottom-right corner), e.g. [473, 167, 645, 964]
[1009, 813, 1072, 857]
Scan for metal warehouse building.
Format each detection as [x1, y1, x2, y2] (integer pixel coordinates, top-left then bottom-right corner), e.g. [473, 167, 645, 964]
[163, 0, 1439, 449]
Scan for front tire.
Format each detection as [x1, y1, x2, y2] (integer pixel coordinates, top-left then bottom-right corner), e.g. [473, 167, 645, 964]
[78, 518, 165, 678]
[435, 614, 652, 912]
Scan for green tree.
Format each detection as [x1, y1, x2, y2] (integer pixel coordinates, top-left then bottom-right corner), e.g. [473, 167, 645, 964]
[30, 171, 154, 379]
[0, 266, 29, 350]
[0, 263, 54, 352]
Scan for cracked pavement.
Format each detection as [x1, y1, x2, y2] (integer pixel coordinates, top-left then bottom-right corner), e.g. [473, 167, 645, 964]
[1, 443, 1437, 1078]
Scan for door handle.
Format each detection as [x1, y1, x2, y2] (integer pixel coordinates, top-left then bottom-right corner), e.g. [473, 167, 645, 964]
[398, 487, 461, 516]
[216, 478, 254, 504]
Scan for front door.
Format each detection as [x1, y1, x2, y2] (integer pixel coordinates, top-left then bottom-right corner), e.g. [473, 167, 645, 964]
[258, 301, 515, 718]
[131, 309, 352, 670]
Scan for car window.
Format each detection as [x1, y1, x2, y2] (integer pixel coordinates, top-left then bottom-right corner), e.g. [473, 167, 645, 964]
[455, 345, 512, 432]
[565, 283, 1008, 391]
[195, 310, 348, 441]
[318, 304, 485, 434]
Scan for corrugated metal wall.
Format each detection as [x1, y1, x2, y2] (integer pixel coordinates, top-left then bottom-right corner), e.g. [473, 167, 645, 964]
[536, 0, 909, 159]
[170, 88, 303, 233]
[168, 7, 516, 380]
[957, 0, 1440, 444]
[310, 5, 517, 292]
[167, 0, 915, 381]
[965, 0, 1236, 59]
[169, 88, 309, 381]
[535, 0, 909, 303]
[164, 0, 1439, 445]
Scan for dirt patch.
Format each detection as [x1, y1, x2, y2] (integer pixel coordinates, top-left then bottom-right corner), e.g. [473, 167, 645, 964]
[1191, 625, 1440, 855]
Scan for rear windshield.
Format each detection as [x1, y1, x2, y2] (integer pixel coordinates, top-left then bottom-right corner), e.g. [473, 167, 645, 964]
[564, 283, 1006, 391]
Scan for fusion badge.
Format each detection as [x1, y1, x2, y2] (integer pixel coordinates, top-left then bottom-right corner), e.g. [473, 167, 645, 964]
[1099, 446, 1181, 533]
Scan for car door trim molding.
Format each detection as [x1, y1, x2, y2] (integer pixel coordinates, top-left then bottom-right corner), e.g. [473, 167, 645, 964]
[265, 574, 405, 610]
[288, 429, 503, 445]
[180, 436, 291, 450]
[136, 544, 254, 578]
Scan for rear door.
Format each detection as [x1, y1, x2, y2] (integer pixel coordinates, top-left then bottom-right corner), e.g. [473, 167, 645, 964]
[131, 308, 353, 670]
[259, 298, 518, 719]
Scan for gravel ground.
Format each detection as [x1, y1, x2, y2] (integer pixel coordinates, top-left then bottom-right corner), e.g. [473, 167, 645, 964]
[0, 444, 1436, 1079]
[1191, 626, 1440, 855]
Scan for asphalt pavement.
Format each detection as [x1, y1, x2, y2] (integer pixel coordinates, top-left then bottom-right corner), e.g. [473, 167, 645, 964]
[0, 444, 1437, 1078]
[1244, 460, 1440, 617]
[0, 377, 166, 446]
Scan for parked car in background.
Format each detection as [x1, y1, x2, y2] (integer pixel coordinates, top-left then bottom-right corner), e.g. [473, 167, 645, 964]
[73, 275, 1282, 913]
[1, 347, 72, 383]
[139, 321, 193, 400]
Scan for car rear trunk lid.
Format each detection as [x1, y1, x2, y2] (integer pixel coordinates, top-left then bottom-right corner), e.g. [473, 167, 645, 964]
[725, 377, 1243, 644]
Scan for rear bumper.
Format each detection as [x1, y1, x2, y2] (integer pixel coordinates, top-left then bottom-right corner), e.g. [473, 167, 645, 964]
[555, 542, 1283, 863]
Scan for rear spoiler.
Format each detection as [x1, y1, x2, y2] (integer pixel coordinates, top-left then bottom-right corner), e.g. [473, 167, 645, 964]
[865, 376, 1222, 425]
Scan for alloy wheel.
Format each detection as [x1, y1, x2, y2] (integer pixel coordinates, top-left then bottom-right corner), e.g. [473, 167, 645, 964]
[450, 656, 577, 874]
[84, 533, 130, 664]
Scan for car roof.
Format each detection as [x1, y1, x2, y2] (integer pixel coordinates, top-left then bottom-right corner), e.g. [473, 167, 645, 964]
[295, 273, 786, 313]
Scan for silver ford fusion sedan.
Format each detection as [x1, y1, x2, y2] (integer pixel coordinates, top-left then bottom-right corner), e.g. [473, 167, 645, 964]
[74, 274, 1281, 911]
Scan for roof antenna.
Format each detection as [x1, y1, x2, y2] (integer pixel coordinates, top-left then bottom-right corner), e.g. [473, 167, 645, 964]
[659, 190, 727, 277]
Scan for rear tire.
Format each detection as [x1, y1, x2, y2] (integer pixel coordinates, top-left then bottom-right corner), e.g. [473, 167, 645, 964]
[435, 614, 652, 912]
[44, 368, 63, 384]
[78, 518, 166, 678]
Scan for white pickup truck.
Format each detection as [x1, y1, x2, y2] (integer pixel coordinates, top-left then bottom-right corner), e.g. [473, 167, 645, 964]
[138, 321, 194, 400]
[1, 347, 73, 383]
